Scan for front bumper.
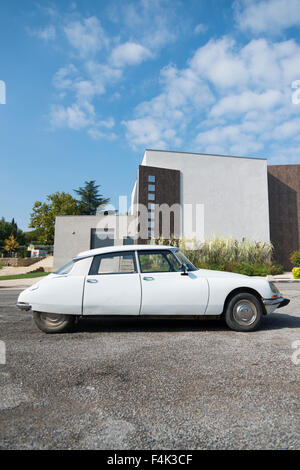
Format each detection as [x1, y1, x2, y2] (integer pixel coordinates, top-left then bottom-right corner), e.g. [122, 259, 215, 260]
[16, 302, 32, 311]
[262, 297, 290, 313]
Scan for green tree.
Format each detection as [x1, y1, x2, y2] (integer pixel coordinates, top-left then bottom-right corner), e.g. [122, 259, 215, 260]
[74, 180, 110, 215]
[4, 234, 19, 255]
[0, 217, 24, 250]
[29, 192, 80, 244]
[23, 228, 44, 245]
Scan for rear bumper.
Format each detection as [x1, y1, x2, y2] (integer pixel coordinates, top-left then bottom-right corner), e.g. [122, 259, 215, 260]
[277, 298, 290, 309]
[262, 297, 290, 313]
[16, 302, 31, 311]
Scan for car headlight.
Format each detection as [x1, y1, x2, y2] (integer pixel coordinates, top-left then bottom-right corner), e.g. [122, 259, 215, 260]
[268, 281, 280, 294]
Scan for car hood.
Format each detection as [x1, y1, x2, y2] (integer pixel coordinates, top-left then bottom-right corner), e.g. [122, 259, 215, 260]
[196, 268, 248, 279]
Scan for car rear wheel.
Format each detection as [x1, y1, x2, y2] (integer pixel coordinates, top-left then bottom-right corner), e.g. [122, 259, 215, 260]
[33, 311, 75, 334]
[224, 292, 263, 332]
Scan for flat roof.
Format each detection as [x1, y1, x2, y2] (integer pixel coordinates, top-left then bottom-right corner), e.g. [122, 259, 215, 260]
[74, 244, 177, 260]
[145, 148, 267, 161]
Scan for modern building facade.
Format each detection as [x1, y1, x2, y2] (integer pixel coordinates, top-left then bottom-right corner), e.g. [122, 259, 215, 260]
[53, 149, 299, 270]
[131, 149, 270, 244]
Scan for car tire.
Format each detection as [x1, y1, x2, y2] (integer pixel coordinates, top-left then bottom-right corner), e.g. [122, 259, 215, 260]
[33, 311, 75, 334]
[224, 292, 263, 332]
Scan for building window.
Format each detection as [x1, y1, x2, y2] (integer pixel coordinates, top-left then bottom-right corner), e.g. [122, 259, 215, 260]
[148, 184, 155, 192]
[148, 220, 154, 228]
[148, 203, 155, 210]
[90, 228, 114, 249]
[148, 211, 154, 220]
[148, 175, 155, 183]
[123, 237, 134, 245]
[148, 193, 155, 201]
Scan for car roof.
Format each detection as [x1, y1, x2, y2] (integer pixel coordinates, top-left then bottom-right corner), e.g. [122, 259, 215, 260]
[74, 244, 177, 260]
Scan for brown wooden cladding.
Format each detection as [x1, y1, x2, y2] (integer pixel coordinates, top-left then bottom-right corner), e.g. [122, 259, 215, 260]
[137, 165, 181, 243]
[268, 165, 300, 269]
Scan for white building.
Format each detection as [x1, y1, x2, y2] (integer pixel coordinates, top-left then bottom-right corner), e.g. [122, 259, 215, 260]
[131, 149, 270, 244]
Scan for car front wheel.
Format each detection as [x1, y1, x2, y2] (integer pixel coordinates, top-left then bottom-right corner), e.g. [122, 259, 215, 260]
[33, 311, 75, 334]
[224, 293, 263, 332]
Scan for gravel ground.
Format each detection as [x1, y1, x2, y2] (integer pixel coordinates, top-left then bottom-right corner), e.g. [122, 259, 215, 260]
[0, 283, 299, 450]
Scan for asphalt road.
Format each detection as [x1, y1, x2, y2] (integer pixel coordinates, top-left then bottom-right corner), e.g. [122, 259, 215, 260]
[0, 283, 299, 450]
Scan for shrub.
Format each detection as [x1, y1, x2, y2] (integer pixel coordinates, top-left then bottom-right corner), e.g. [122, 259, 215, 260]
[269, 263, 284, 275]
[251, 264, 270, 276]
[152, 235, 274, 266]
[290, 251, 300, 267]
[199, 236, 273, 265]
[197, 261, 283, 276]
[292, 267, 300, 279]
[225, 262, 254, 275]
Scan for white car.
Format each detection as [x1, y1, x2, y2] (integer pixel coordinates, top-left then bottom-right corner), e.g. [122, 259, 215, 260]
[17, 245, 289, 333]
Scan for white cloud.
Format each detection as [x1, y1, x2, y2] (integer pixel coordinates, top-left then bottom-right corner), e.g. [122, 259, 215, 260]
[53, 64, 78, 90]
[50, 103, 93, 130]
[97, 117, 115, 129]
[195, 125, 264, 156]
[88, 128, 117, 140]
[272, 118, 300, 140]
[107, 0, 179, 50]
[194, 23, 207, 34]
[122, 35, 300, 164]
[123, 62, 214, 150]
[110, 42, 153, 68]
[210, 89, 283, 117]
[235, 0, 300, 34]
[50, 101, 117, 141]
[88, 117, 116, 140]
[123, 117, 181, 150]
[64, 16, 108, 56]
[26, 25, 56, 41]
[190, 37, 248, 88]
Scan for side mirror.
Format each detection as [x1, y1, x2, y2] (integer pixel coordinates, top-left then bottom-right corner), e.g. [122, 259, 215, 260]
[180, 263, 188, 276]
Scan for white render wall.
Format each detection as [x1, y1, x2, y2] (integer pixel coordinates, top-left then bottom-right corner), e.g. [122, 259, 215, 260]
[141, 149, 270, 243]
[53, 215, 137, 270]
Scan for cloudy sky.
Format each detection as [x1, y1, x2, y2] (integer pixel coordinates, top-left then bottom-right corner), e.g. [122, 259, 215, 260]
[1, 0, 300, 229]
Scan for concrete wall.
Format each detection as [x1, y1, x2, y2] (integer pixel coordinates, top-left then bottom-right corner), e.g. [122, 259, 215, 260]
[53, 215, 137, 270]
[141, 149, 270, 243]
[0, 257, 45, 267]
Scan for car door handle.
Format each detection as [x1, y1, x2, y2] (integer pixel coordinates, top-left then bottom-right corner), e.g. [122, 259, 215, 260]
[143, 276, 154, 281]
[87, 279, 98, 283]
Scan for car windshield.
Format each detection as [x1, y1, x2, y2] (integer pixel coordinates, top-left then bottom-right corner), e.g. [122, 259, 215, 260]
[173, 249, 197, 271]
[54, 260, 75, 275]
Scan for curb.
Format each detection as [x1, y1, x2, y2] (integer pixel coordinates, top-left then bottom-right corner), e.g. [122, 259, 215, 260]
[272, 279, 300, 283]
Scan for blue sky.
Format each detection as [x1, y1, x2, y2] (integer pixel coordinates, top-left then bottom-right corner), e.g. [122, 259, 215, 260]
[1, 0, 300, 230]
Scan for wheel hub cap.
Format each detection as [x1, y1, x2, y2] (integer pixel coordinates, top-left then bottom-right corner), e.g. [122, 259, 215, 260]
[233, 300, 257, 326]
[40, 313, 64, 326]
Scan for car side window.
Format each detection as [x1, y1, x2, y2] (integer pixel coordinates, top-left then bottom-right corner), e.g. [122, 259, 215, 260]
[89, 251, 137, 275]
[138, 250, 181, 273]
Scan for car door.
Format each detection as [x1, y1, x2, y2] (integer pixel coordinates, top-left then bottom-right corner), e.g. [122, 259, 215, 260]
[83, 251, 141, 315]
[138, 250, 209, 315]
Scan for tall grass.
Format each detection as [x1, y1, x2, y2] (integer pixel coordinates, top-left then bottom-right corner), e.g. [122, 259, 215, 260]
[151, 235, 274, 266]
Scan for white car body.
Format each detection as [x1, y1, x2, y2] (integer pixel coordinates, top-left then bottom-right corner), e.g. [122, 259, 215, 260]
[17, 245, 287, 320]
